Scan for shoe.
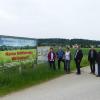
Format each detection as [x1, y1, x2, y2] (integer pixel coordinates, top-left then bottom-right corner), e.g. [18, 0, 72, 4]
[96, 75, 100, 77]
[90, 72, 93, 74]
[67, 71, 70, 74]
[76, 72, 81, 75]
[93, 72, 95, 75]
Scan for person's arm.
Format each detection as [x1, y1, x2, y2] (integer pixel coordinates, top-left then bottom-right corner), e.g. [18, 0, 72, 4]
[70, 52, 72, 60]
[81, 50, 83, 59]
[96, 53, 98, 63]
[95, 50, 97, 60]
[78, 50, 83, 62]
[63, 51, 65, 59]
[54, 52, 57, 60]
[48, 52, 50, 61]
[88, 50, 90, 61]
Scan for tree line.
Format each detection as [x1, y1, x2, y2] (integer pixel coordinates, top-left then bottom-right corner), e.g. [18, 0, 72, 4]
[38, 38, 100, 48]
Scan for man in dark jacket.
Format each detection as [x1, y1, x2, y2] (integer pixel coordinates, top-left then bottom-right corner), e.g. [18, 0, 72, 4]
[96, 51, 100, 77]
[74, 45, 83, 75]
[56, 47, 65, 70]
[88, 47, 97, 74]
[48, 48, 56, 70]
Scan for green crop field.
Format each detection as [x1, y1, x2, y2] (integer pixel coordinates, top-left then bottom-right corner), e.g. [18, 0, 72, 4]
[0, 48, 100, 96]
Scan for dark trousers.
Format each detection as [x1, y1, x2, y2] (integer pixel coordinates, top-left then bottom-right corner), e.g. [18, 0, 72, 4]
[89, 59, 95, 73]
[98, 64, 100, 76]
[65, 60, 70, 72]
[75, 59, 81, 74]
[49, 61, 56, 70]
[58, 58, 65, 70]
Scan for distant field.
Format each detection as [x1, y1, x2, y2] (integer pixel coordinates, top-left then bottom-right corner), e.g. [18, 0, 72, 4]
[0, 48, 100, 96]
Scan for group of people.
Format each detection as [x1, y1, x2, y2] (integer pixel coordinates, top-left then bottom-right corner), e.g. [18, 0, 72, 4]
[48, 45, 100, 76]
[88, 47, 100, 76]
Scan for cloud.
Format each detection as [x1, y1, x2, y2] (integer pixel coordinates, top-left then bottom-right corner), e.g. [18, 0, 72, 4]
[0, 0, 100, 40]
[0, 10, 18, 21]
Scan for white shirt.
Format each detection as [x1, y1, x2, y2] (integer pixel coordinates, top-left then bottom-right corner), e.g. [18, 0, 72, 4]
[65, 51, 71, 60]
[75, 50, 79, 58]
[91, 51, 93, 58]
[50, 52, 54, 61]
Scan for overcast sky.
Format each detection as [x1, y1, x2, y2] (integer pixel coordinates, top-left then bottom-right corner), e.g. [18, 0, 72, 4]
[0, 0, 100, 40]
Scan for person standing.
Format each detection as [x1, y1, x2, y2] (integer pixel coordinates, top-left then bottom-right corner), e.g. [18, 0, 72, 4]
[56, 47, 65, 70]
[48, 48, 56, 70]
[88, 47, 97, 74]
[65, 47, 71, 73]
[96, 51, 100, 77]
[74, 45, 83, 75]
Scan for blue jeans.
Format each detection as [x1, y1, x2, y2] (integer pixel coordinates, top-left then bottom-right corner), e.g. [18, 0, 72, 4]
[65, 60, 70, 72]
[58, 58, 65, 70]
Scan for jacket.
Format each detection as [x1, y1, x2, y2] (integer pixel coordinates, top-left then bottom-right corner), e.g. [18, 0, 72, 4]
[96, 52, 100, 64]
[88, 50, 97, 61]
[48, 52, 56, 61]
[74, 49, 83, 61]
[56, 50, 65, 59]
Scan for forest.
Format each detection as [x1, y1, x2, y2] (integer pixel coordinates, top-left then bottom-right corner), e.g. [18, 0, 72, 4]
[38, 38, 100, 48]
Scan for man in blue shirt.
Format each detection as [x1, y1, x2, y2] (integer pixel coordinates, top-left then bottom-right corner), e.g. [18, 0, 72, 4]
[56, 47, 65, 70]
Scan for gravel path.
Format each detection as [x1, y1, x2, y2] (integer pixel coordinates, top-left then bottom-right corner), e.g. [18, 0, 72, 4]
[0, 67, 100, 100]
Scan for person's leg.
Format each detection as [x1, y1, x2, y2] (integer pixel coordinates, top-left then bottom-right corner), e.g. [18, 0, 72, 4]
[65, 60, 68, 72]
[90, 60, 93, 73]
[68, 60, 70, 73]
[58, 59, 61, 69]
[78, 62, 81, 74]
[62, 59, 66, 70]
[61, 59, 65, 70]
[53, 61, 56, 70]
[98, 64, 100, 76]
[76, 60, 81, 74]
[92, 61, 95, 74]
[75, 60, 78, 74]
[49, 61, 52, 69]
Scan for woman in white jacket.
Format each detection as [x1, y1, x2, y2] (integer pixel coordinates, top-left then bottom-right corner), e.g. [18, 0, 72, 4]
[65, 47, 71, 73]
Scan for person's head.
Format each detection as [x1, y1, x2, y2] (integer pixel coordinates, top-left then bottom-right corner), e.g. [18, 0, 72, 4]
[50, 48, 53, 52]
[90, 46, 95, 51]
[59, 47, 62, 51]
[76, 45, 81, 50]
[66, 47, 70, 52]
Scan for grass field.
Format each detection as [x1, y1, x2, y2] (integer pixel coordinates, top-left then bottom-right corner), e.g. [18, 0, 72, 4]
[0, 48, 100, 96]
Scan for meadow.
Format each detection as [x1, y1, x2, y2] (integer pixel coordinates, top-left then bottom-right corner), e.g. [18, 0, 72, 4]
[0, 48, 100, 96]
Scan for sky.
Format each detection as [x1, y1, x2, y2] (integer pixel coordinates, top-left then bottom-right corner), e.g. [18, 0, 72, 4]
[0, 0, 100, 40]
